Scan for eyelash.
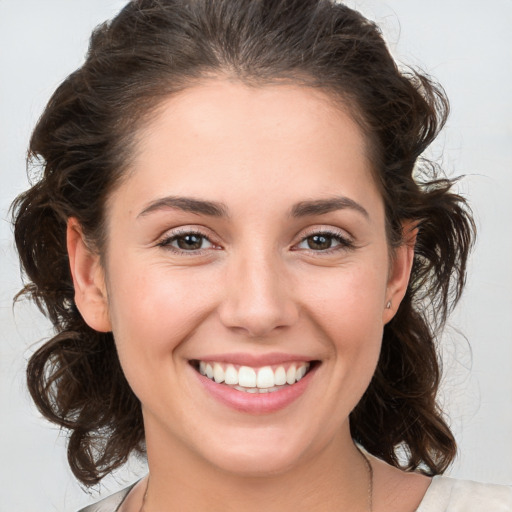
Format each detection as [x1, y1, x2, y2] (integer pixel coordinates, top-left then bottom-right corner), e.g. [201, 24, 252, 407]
[156, 229, 219, 255]
[156, 228, 355, 255]
[293, 229, 355, 254]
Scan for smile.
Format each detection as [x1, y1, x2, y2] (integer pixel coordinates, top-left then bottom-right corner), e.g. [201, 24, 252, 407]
[196, 361, 311, 393]
[191, 357, 319, 414]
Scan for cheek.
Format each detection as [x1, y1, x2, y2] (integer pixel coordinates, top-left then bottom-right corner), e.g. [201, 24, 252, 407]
[106, 261, 218, 368]
[298, 257, 389, 328]
[297, 257, 388, 379]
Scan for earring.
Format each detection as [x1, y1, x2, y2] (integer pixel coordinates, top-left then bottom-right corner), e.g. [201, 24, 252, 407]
[386, 301, 392, 309]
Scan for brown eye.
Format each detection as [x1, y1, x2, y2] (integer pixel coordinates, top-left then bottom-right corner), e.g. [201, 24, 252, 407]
[307, 234, 333, 250]
[176, 234, 204, 250]
[295, 231, 354, 252]
[159, 231, 214, 252]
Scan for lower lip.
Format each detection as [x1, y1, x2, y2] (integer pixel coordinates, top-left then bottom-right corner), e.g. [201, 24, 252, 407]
[194, 365, 317, 414]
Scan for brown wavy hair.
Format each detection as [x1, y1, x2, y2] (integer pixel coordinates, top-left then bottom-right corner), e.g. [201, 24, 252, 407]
[12, 0, 475, 485]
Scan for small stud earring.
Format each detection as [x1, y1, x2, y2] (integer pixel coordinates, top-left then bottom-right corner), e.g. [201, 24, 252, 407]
[386, 301, 392, 309]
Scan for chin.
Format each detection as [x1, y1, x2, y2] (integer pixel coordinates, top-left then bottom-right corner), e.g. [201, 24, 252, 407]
[206, 448, 304, 478]
[195, 429, 312, 477]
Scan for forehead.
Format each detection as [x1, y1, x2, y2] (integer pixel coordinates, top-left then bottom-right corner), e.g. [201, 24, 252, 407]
[136, 80, 370, 159]
[111, 80, 381, 221]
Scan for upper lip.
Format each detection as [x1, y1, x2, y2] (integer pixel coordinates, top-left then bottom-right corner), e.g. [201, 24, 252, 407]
[191, 352, 315, 367]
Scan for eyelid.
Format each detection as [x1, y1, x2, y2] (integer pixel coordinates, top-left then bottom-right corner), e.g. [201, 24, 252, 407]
[153, 224, 355, 255]
[156, 226, 222, 254]
[292, 226, 356, 252]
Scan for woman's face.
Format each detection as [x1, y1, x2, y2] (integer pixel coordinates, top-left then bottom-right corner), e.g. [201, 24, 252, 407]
[71, 80, 413, 476]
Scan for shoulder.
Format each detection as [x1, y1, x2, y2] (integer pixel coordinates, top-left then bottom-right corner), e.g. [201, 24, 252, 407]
[416, 475, 512, 512]
[77, 483, 135, 512]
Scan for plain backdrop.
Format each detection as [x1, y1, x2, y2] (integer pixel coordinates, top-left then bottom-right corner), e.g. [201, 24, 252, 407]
[1, 1, 511, 510]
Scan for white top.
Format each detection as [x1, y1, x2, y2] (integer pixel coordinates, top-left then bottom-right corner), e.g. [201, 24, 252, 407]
[416, 476, 512, 511]
[79, 476, 512, 512]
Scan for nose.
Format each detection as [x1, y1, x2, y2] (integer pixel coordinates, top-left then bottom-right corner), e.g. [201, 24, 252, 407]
[218, 249, 299, 338]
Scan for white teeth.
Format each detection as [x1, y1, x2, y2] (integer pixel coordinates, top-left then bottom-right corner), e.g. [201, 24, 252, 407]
[198, 361, 311, 390]
[286, 365, 296, 385]
[238, 366, 257, 387]
[224, 364, 238, 385]
[213, 363, 225, 383]
[274, 366, 287, 386]
[296, 365, 307, 381]
[233, 385, 281, 394]
[256, 366, 275, 388]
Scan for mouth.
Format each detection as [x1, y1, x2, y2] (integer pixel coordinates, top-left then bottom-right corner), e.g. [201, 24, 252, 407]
[190, 360, 317, 394]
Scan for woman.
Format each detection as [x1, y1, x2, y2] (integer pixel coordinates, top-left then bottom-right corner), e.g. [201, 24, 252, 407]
[11, 0, 512, 510]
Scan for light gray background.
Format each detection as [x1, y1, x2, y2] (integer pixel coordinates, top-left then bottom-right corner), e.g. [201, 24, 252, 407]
[1, 1, 511, 510]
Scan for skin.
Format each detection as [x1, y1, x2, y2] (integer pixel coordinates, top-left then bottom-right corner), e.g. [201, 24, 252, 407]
[67, 80, 430, 511]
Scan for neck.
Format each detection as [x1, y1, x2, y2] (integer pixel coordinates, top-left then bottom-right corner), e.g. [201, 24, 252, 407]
[142, 420, 370, 512]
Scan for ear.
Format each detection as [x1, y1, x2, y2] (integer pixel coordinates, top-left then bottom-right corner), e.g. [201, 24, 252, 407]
[382, 221, 417, 324]
[67, 218, 112, 332]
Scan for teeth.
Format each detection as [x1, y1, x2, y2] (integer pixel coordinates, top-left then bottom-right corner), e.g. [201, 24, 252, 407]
[238, 366, 257, 387]
[198, 361, 311, 390]
[296, 365, 307, 381]
[286, 365, 296, 385]
[224, 364, 238, 385]
[256, 366, 274, 388]
[213, 363, 224, 383]
[233, 385, 283, 394]
[274, 366, 287, 386]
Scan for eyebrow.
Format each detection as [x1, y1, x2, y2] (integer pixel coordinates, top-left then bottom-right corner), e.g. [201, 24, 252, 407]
[137, 194, 369, 220]
[290, 196, 369, 219]
[137, 196, 229, 218]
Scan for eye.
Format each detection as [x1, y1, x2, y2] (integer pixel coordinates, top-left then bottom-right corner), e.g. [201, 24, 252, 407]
[295, 230, 354, 252]
[158, 230, 216, 253]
